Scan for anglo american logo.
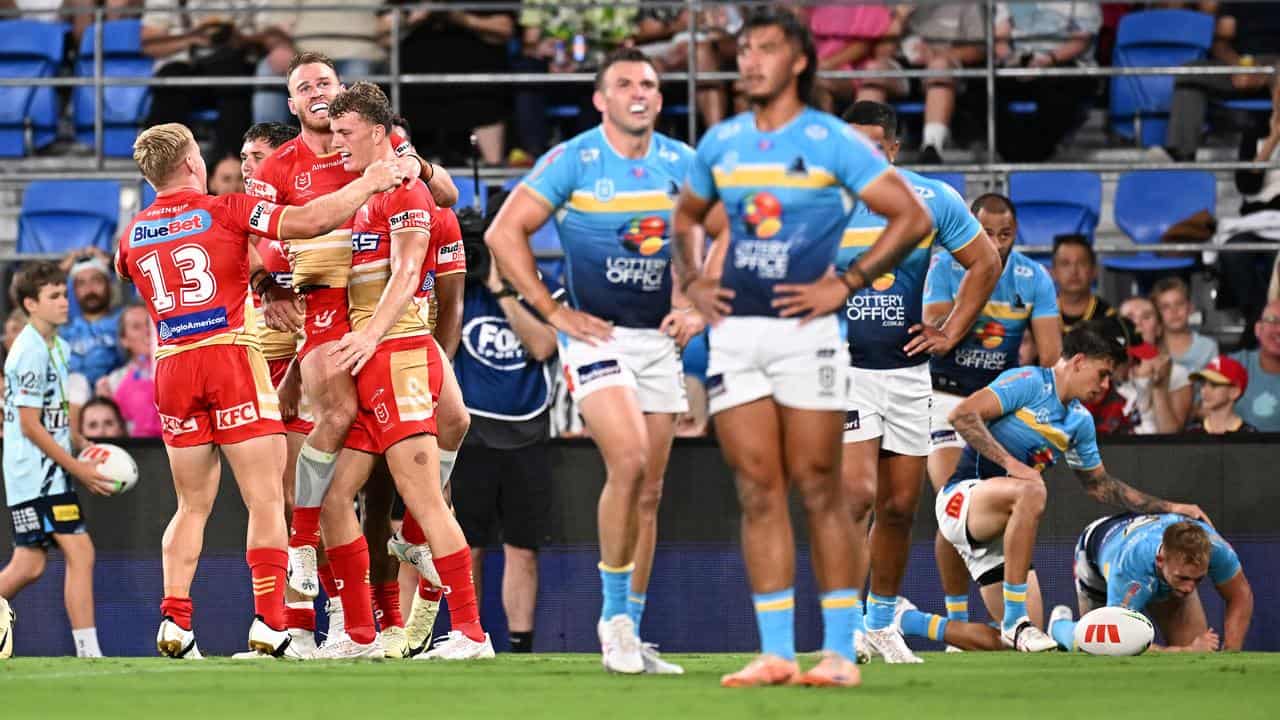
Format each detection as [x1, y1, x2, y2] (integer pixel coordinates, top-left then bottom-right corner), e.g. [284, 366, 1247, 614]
[131, 210, 212, 247]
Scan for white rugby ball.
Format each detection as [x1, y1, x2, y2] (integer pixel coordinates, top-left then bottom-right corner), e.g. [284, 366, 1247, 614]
[78, 443, 139, 495]
[1073, 606, 1154, 656]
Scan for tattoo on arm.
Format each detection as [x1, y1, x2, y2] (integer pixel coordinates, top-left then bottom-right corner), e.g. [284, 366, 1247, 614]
[1078, 469, 1171, 513]
[952, 410, 1018, 469]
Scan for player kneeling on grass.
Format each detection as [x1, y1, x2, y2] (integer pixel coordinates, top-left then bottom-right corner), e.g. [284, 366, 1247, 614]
[118, 122, 407, 659]
[915, 325, 1209, 652]
[0, 262, 115, 659]
[1047, 513, 1252, 653]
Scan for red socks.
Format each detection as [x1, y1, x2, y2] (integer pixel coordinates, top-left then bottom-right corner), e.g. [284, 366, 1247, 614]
[290, 506, 322, 549]
[161, 596, 193, 630]
[401, 512, 427, 545]
[419, 585, 443, 602]
[372, 582, 403, 629]
[318, 562, 338, 599]
[434, 547, 483, 642]
[327, 537, 376, 644]
[247, 548, 288, 630]
[286, 603, 316, 632]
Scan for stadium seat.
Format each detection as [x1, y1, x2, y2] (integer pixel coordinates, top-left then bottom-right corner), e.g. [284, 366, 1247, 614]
[456, 180, 489, 214]
[73, 20, 152, 157]
[1105, 170, 1214, 273]
[140, 179, 156, 209]
[18, 180, 122, 255]
[0, 21, 68, 156]
[1109, 10, 1214, 147]
[1008, 171, 1102, 248]
[922, 172, 965, 197]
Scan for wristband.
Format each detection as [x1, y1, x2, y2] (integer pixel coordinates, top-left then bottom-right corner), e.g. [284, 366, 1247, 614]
[492, 286, 519, 300]
[844, 263, 872, 293]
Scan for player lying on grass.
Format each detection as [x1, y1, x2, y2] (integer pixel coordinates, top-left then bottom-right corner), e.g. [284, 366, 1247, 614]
[925, 324, 1210, 652]
[1048, 513, 1252, 653]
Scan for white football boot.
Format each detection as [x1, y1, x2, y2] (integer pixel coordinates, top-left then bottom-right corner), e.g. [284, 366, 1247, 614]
[865, 626, 924, 664]
[640, 642, 684, 674]
[386, 532, 442, 588]
[286, 545, 320, 599]
[380, 626, 409, 658]
[1002, 616, 1058, 652]
[236, 616, 307, 659]
[853, 630, 874, 664]
[597, 615, 643, 674]
[288, 628, 318, 657]
[404, 592, 441, 656]
[417, 631, 496, 661]
[320, 598, 346, 647]
[156, 617, 203, 660]
[0, 597, 14, 659]
[309, 633, 384, 660]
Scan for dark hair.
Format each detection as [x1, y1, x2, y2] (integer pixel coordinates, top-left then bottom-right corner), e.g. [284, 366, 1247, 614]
[287, 50, 337, 81]
[81, 396, 126, 437]
[1052, 233, 1096, 266]
[242, 121, 299, 149]
[595, 47, 660, 90]
[1082, 316, 1133, 365]
[1151, 275, 1190, 302]
[970, 193, 1017, 221]
[390, 113, 412, 141]
[842, 100, 897, 141]
[1062, 325, 1119, 362]
[11, 261, 65, 312]
[329, 81, 393, 131]
[741, 7, 819, 105]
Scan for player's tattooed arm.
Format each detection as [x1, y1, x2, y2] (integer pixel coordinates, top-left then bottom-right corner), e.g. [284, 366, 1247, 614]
[1074, 466, 1211, 525]
[949, 388, 1041, 481]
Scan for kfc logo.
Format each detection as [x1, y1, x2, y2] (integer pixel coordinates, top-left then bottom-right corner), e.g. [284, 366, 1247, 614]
[215, 402, 259, 430]
[159, 414, 198, 435]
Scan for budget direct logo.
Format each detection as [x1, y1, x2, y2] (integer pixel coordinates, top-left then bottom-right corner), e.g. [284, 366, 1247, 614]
[130, 210, 212, 247]
[974, 321, 1006, 349]
[742, 192, 783, 239]
[618, 216, 668, 256]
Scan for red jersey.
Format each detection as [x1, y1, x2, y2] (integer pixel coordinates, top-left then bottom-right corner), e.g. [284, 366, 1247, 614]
[116, 189, 287, 360]
[252, 235, 301, 361]
[349, 177, 438, 341]
[416, 206, 467, 333]
[249, 131, 411, 290]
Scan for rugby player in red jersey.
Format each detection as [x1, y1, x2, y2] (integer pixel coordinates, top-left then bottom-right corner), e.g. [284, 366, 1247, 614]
[117, 123, 405, 659]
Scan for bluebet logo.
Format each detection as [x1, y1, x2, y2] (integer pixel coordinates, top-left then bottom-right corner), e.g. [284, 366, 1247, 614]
[131, 210, 212, 247]
[157, 307, 229, 341]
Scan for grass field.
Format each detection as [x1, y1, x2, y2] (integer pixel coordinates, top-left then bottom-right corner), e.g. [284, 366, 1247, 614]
[3, 653, 1278, 719]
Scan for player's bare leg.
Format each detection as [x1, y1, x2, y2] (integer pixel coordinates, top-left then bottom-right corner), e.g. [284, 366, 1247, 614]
[628, 411, 681, 673]
[929, 445, 973, 644]
[51, 532, 100, 656]
[434, 347, 470, 498]
[840, 439, 877, 662]
[895, 595, 1004, 651]
[503, 544, 538, 649]
[0, 546, 47, 599]
[865, 452, 928, 663]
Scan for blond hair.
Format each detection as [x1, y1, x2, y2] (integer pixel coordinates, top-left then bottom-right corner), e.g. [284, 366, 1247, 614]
[1163, 521, 1212, 566]
[133, 123, 196, 186]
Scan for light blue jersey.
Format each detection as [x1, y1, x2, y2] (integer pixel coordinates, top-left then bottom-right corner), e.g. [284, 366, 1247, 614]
[927, 250, 1058, 395]
[3, 324, 72, 506]
[1100, 513, 1241, 611]
[838, 169, 980, 369]
[949, 366, 1102, 485]
[685, 108, 899, 317]
[522, 126, 695, 328]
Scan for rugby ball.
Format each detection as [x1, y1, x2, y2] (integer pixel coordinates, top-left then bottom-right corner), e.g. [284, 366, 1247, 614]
[1073, 606, 1154, 656]
[78, 443, 139, 495]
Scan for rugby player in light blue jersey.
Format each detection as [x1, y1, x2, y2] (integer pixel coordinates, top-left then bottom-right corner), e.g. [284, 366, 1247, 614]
[0, 262, 115, 659]
[1049, 513, 1252, 652]
[923, 193, 1061, 645]
[671, 9, 932, 688]
[834, 101, 1000, 664]
[486, 48, 709, 675]
[934, 325, 1209, 651]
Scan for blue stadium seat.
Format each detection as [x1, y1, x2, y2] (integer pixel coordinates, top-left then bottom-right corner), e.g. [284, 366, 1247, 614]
[922, 172, 965, 197]
[0, 21, 67, 156]
[1008, 171, 1101, 247]
[456, 180, 489, 214]
[73, 20, 152, 157]
[1109, 10, 1214, 147]
[140, 180, 156, 209]
[18, 180, 122, 255]
[1105, 170, 1214, 273]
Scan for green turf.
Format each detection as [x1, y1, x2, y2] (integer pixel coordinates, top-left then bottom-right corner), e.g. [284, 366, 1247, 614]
[2, 653, 1278, 719]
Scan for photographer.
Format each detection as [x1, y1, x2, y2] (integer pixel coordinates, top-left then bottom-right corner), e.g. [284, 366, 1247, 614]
[451, 195, 560, 653]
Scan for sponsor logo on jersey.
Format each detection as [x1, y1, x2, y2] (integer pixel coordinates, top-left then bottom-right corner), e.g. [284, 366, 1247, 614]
[705, 373, 725, 399]
[974, 320, 1007, 349]
[159, 413, 199, 435]
[805, 124, 829, 141]
[1014, 263, 1035, 278]
[844, 409, 860, 431]
[871, 273, 896, 292]
[787, 156, 808, 176]
[157, 307, 229, 342]
[944, 491, 965, 519]
[438, 240, 464, 264]
[352, 232, 380, 252]
[742, 191, 783, 239]
[245, 178, 277, 201]
[579, 147, 599, 163]
[215, 401, 259, 430]
[577, 359, 621, 385]
[313, 310, 336, 330]
[846, 291, 905, 325]
[605, 256, 667, 290]
[11, 506, 40, 534]
[130, 210, 212, 248]
[734, 240, 789, 280]
[374, 403, 390, 425]
[463, 316, 527, 370]
[1028, 445, 1055, 471]
[658, 147, 681, 164]
[419, 271, 435, 295]
[296, 172, 312, 191]
[594, 178, 615, 202]
[618, 216, 668, 257]
[248, 201, 277, 234]
[390, 209, 430, 232]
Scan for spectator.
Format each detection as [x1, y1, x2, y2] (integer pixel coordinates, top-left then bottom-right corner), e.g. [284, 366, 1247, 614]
[1230, 298, 1280, 431]
[141, 0, 285, 157]
[58, 251, 123, 387]
[452, 205, 560, 653]
[393, 0, 515, 166]
[1166, 2, 1280, 161]
[1187, 355, 1256, 433]
[95, 304, 160, 438]
[1152, 276, 1218, 373]
[3, 308, 26, 356]
[993, 2, 1101, 161]
[80, 397, 127, 441]
[804, 3, 897, 113]
[633, 4, 734, 127]
[1120, 295, 1162, 344]
[858, 3, 1006, 162]
[675, 330, 709, 438]
[1052, 235, 1115, 332]
[253, 0, 388, 124]
[1120, 295, 1194, 431]
[207, 153, 243, 196]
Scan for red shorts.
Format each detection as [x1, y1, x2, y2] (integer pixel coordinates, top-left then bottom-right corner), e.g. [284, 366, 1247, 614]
[344, 335, 443, 455]
[300, 288, 350, 358]
[156, 344, 285, 448]
[267, 356, 315, 435]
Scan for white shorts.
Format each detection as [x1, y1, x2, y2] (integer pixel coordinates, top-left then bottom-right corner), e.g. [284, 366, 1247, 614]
[936, 480, 1005, 584]
[706, 315, 848, 415]
[1073, 515, 1112, 610]
[559, 327, 688, 414]
[843, 364, 932, 455]
[929, 390, 967, 451]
